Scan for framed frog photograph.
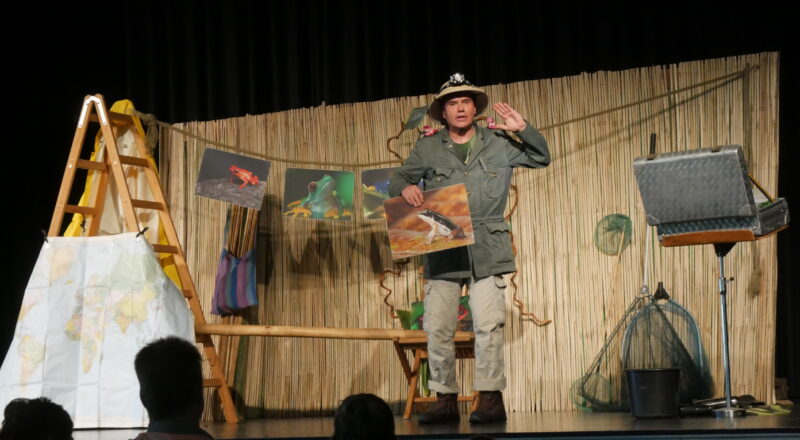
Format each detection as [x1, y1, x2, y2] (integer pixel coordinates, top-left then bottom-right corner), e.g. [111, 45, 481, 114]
[361, 167, 398, 220]
[195, 148, 271, 210]
[282, 168, 355, 221]
[383, 183, 474, 259]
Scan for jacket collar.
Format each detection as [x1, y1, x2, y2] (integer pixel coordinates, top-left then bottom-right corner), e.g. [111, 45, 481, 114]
[438, 125, 491, 167]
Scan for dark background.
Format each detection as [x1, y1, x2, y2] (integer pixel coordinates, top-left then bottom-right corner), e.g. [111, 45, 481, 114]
[3, 1, 797, 399]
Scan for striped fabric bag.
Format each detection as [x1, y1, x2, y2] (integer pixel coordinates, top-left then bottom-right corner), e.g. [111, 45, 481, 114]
[212, 206, 259, 315]
[212, 247, 258, 315]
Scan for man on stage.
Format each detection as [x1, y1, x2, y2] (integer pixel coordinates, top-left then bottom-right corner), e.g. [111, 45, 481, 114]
[389, 73, 550, 424]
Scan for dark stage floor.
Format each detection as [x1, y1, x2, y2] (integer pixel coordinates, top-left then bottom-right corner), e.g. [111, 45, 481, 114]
[73, 406, 800, 440]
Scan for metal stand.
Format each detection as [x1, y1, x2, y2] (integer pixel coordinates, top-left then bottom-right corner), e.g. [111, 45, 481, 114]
[712, 242, 746, 419]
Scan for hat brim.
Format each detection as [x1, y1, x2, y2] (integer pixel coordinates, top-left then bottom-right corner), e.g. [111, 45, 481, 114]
[428, 85, 488, 124]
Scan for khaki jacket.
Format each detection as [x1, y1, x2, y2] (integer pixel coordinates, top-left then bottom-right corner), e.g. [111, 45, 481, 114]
[389, 124, 550, 279]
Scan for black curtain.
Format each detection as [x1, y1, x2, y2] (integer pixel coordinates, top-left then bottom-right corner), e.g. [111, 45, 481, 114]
[4, 0, 797, 397]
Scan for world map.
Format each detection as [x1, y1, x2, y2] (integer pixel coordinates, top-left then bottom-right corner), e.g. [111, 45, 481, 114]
[0, 233, 194, 428]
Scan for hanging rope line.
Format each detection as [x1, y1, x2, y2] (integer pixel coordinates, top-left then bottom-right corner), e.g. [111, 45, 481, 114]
[535, 69, 747, 131]
[131, 67, 750, 168]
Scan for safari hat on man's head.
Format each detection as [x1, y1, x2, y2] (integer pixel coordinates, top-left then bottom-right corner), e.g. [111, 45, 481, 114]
[428, 73, 488, 124]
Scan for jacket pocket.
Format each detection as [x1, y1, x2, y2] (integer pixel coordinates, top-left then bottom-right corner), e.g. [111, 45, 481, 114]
[484, 220, 514, 264]
[434, 167, 453, 180]
[427, 167, 454, 188]
[482, 166, 507, 199]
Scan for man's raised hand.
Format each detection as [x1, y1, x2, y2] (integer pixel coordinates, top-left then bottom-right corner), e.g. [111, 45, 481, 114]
[491, 103, 527, 132]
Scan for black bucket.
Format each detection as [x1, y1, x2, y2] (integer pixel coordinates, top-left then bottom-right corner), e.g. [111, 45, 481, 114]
[625, 368, 680, 418]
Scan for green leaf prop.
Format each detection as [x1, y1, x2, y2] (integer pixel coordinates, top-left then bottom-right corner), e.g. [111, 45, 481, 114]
[396, 309, 413, 330]
[421, 359, 431, 396]
[404, 106, 428, 131]
[410, 301, 425, 330]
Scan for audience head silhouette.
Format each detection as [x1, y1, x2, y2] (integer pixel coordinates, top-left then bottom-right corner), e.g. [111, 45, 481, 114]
[0, 397, 73, 440]
[135, 336, 204, 422]
[332, 393, 395, 440]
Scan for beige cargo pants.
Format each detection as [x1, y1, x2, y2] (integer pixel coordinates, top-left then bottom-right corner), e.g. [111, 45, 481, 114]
[423, 275, 507, 394]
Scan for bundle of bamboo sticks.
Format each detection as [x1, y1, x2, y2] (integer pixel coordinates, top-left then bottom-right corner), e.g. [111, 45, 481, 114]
[226, 204, 259, 258]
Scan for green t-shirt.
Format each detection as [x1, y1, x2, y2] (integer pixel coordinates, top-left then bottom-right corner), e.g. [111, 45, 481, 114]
[452, 135, 476, 164]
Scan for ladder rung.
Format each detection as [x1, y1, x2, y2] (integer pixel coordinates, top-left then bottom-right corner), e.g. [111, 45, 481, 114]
[196, 334, 213, 344]
[119, 155, 151, 167]
[202, 345, 219, 358]
[90, 112, 134, 126]
[76, 159, 107, 171]
[203, 378, 224, 388]
[131, 199, 165, 210]
[152, 244, 179, 254]
[65, 205, 98, 215]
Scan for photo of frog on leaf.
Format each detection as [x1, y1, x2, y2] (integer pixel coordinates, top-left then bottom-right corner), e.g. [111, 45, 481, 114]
[282, 168, 355, 221]
[362, 167, 425, 220]
[361, 167, 397, 220]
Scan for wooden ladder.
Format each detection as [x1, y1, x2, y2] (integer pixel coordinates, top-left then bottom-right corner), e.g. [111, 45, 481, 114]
[48, 94, 239, 423]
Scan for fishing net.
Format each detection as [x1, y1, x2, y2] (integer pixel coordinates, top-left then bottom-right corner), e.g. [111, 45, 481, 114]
[594, 214, 632, 256]
[573, 220, 713, 411]
[571, 285, 713, 411]
[570, 295, 648, 411]
[622, 283, 714, 403]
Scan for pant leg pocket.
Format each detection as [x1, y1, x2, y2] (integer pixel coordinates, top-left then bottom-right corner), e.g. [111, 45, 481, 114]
[494, 274, 507, 290]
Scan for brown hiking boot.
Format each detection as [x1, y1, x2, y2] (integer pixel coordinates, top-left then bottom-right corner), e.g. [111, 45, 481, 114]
[469, 391, 507, 424]
[418, 393, 460, 424]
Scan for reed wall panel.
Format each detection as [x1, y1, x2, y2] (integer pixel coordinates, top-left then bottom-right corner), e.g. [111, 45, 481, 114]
[160, 53, 780, 418]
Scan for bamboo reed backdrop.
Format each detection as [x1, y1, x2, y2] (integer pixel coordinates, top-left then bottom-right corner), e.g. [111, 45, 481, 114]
[160, 52, 780, 418]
